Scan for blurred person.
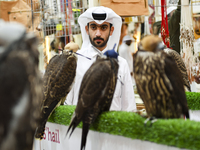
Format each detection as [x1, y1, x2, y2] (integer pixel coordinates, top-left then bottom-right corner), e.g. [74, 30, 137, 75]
[119, 22, 128, 45]
[118, 35, 134, 76]
[153, 0, 181, 54]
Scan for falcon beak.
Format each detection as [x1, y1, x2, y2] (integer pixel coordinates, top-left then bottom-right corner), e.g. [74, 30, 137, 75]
[157, 42, 166, 50]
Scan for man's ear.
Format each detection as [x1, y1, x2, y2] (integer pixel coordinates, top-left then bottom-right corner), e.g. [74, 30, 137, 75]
[85, 26, 89, 35]
[110, 26, 114, 36]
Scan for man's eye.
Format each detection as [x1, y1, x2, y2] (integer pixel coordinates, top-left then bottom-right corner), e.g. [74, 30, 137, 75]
[90, 26, 97, 30]
[101, 26, 108, 30]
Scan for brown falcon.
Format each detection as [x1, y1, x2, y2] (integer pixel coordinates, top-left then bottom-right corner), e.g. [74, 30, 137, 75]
[67, 47, 119, 150]
[0, 20, 43, 150]
[34, 41, 78, 139]
[163, 48, 191, 91]
[134, 35, 189, 119]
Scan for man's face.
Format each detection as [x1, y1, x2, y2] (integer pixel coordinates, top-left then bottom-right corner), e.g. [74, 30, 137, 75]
[85, 21, 114, 51]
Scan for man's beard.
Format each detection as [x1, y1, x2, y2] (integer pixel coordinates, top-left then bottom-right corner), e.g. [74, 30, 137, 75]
[89, 35, 109, 49]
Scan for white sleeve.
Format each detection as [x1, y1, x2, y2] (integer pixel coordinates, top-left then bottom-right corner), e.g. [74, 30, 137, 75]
[119, 46, 133, 73]
[119, 46, 129, 62]
[121, 60, 137, 112]
[64, 84, 74, 105]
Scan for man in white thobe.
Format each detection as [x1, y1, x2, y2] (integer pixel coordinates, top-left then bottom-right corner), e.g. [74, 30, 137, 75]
[65, 6, 136, 112]
[118, 35, 134, 76]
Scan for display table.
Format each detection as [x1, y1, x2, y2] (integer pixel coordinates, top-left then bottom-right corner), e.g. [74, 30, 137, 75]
[32, 108, 200, 150]
[33, 92, 200, 150]
[33, 122, 191, 150]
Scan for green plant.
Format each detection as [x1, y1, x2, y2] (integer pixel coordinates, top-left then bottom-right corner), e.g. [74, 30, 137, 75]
[48, 103, 200, 150]
[186, 92, 200, 110]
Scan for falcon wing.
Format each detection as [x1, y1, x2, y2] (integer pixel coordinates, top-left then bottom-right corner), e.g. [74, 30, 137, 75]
[164, 48, 191, 91]
[43, 55, 60, 98]
[76, 58, 113, 111]
[43, 53, 77, 105]
[164, 52, 189, 118]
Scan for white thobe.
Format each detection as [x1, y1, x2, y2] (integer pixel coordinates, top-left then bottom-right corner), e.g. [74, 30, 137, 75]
[65, 44, 136, 112]
[118, 43, 133, 74]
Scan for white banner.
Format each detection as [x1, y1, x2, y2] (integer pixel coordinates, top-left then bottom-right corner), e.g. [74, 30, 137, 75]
[32, 119, 197, 150]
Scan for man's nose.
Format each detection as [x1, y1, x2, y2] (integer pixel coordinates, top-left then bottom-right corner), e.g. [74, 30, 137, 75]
[96, 29, 101, 36]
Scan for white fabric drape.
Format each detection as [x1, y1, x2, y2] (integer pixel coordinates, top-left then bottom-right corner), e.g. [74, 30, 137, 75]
[144, 16, 150, 36]
[180, 0, 195, 83]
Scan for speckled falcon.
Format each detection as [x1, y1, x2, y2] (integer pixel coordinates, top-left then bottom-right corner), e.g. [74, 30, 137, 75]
[0, 20, 43, 150]
[134, 35, 189, 119]
[35, 41, 78, 140]
[67, 47, 119, 150]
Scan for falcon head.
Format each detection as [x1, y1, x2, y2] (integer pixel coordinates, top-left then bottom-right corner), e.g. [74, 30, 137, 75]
[138, 35, 165, 52]
[62, 49, 77, 61]
[63, 35, 78, 59]
[0, 19, 26, 56]
[0, 20, 39, 64]
[0, 19, 26, 47]
[103, 43, 118, 59]
[64, 41, 79, 53]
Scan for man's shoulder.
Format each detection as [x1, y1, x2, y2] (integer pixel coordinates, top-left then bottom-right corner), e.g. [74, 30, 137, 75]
[77, 48, 89, 54]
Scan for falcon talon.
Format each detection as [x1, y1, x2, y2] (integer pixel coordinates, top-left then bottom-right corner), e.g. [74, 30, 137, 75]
[144, 117, 157, 127]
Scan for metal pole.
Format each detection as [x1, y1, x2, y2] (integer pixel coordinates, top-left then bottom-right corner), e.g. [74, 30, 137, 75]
[31, 0, 34, 30]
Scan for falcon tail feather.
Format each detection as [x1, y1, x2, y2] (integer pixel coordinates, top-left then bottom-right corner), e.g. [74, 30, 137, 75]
[185, 111, 190, 119]
[81, 123, 90, 150]
[66, 115, 81, 138]
[35, 100, 59, 139]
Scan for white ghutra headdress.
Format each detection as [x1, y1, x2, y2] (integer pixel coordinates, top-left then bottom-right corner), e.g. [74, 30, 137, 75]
[78, 6, 122, 52]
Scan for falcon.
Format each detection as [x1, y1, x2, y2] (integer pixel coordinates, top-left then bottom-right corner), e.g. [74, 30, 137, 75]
[163, 48, 191, 91]
[34, 40, 78, 139]
[0, 20, 43, 150]
[67, 46, 119, 150]
[134, 35, 189, 119]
